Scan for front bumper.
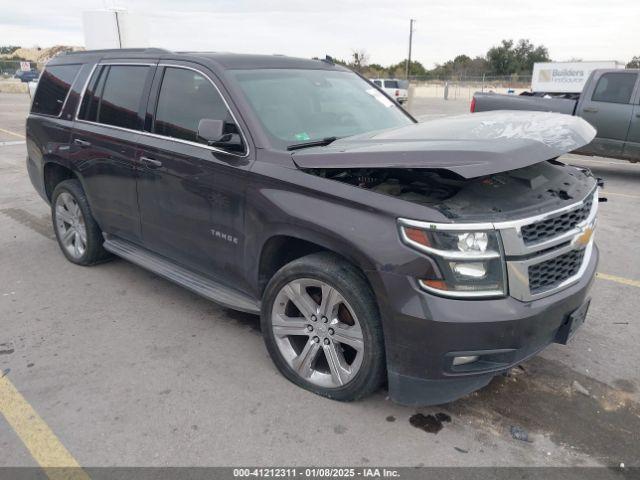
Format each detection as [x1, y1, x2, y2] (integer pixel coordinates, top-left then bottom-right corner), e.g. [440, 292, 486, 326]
[377, 243, 598, 406]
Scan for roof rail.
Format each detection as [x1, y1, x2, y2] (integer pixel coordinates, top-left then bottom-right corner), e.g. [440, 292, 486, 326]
[64, 48, 172, 56]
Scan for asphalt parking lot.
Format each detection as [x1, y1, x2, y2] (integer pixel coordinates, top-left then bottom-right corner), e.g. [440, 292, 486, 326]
[1, 92, 639, 469]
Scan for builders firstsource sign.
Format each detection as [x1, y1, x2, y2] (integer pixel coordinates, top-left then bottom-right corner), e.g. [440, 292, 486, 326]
[532, 61, 624, 93]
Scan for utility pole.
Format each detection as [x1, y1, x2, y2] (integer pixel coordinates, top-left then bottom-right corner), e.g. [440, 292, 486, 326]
[405, 19, 415, 80]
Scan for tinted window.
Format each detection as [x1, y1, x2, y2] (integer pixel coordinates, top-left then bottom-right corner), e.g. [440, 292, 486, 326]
[384, 80, 399, 88]
[154, 67, 237, 146]
[97, 66, 149, 130]
[592, 73, 637, 104]
[31, 64, 81, 116]
[373, 80, 382, 87]
[78, 65, 107, 122]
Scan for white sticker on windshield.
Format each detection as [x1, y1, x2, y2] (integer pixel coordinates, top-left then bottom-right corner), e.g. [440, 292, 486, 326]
[366, 88, 394, 108]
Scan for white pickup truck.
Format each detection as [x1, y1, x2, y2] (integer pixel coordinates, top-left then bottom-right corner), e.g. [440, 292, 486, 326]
[371, 78, 408, 104]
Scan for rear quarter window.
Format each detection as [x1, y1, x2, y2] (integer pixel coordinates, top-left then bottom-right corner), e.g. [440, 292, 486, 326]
[31, 64, 81, 116]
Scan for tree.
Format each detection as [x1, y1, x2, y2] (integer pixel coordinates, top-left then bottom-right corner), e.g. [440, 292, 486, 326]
[487, 39, 550, 75]
[487, 39, 518, 75]
[349, 49, 370, 73]
[628, 56, 640, 68]
[387, 59, 427, 78]
[0, 46, 20, 55]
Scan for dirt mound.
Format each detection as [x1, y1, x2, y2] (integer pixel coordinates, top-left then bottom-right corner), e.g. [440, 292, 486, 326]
[1, 46, 84, 63]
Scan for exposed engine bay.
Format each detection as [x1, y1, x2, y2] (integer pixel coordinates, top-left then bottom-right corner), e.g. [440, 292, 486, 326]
[305, 160, 597, 221]
[307, 167, 463, 203]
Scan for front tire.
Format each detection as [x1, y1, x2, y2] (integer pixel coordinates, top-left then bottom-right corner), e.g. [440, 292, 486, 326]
[261, 252, 385, 402]
[51, 179, 110, 266]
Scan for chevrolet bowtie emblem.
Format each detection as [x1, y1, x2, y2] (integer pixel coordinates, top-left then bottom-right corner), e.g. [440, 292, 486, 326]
[576, 227, 593, 247]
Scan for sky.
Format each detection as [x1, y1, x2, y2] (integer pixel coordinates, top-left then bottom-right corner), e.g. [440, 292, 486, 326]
[2, 0, 639, 68]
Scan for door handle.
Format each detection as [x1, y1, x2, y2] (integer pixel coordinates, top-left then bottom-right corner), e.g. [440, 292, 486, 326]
[140, 156, 163, 168]
[583, 107, 598, 113]
[73, 138, 91, 147]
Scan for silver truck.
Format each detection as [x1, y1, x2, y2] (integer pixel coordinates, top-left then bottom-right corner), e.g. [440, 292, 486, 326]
[472, 69, 640, 162]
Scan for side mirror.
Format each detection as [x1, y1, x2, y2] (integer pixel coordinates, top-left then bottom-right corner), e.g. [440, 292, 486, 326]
[197, 119, 244, 153]
[211, 133, 244, 153]
[197, 118, 224, 144]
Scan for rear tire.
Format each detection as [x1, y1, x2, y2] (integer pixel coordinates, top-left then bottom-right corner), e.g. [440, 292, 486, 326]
[51, 179, 111, 266]
[261, 252, 385, 401]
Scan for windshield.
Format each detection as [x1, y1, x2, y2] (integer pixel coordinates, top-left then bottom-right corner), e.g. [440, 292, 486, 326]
[229, 69, 413, 149]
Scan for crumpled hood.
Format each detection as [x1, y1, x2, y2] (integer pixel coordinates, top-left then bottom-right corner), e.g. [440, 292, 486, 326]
[292, 111, 596, 179]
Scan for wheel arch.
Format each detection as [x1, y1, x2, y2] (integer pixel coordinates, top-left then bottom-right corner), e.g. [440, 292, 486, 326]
[42, 157, 87, 202]
[256, 229, 380, 299]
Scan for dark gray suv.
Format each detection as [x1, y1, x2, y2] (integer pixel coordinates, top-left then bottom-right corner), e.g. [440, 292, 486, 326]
[26, 48, 599, 405]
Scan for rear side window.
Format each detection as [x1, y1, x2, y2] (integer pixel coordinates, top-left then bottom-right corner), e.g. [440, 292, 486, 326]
[31, 64, 81, 116]
[373, 80, 382, 87]
[153, 67, 237, 145]
[78, 66, 107, 122]
[78, 65, 149, 130]
[592, 73, 637, 104]
[384, 80, 399, 89]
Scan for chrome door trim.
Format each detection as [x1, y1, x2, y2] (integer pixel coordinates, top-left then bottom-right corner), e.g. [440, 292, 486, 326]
[155, 63, 250, 158]
[73, 62, 251, 159]
[74, 62, 99, 120]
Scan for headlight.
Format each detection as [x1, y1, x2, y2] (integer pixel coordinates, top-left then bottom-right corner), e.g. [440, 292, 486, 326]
[399, 221, 506, 298]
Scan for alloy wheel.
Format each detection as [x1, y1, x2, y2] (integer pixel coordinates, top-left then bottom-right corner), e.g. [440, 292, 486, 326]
[54, 192, 87, 260]
[271, 278, 365, 388]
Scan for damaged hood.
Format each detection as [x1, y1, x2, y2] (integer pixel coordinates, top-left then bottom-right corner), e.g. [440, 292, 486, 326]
[292, 111, 596, 179]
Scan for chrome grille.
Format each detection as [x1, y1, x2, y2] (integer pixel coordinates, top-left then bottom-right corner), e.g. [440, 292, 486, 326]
[501, 187, 598, 301]
[528, 248, 586, 294]
[521, 196, 593, 245]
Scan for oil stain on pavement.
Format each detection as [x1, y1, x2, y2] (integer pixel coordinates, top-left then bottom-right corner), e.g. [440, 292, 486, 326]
[0, 208, 54, 240]
[446, 356, 640, 466]
[409, 412, 451, 434]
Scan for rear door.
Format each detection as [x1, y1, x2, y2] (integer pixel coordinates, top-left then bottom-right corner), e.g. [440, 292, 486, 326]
[623, 81, 640, 161]
[578, 71, 637, 158]
[72, 61, 156, 242]
[135, 62, 251, 289]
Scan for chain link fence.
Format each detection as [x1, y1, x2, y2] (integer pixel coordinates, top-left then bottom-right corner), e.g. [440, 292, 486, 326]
[409, 74, 533, 101]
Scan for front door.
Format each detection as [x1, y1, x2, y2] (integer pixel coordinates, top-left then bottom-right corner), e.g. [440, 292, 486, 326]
[136, 63, 251, 289]
[71, 62, 155, 242]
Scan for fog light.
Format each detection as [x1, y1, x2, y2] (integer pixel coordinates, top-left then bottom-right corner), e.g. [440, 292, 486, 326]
[451, 262, 487, 279]
[452, 355, 479, 366]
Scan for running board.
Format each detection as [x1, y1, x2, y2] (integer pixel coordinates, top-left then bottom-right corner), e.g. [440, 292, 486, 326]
[103, 235, 260, 314]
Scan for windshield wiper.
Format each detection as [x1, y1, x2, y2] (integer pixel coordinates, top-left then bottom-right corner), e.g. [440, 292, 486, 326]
[286, 136, 339, 151]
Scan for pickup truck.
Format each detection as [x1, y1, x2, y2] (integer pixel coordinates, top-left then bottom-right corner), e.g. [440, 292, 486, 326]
[27, 48, 599, 406]
[371, 78, 408, 104]
[472, 69, 640, 162]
